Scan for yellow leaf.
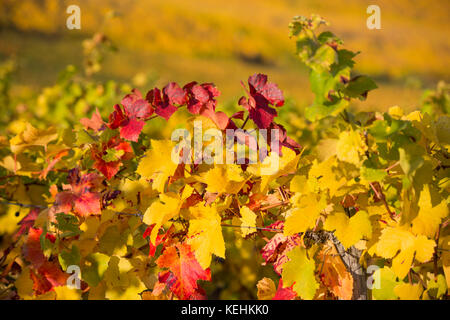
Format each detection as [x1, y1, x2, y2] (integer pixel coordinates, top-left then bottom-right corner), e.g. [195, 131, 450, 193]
[79, 216, 100, 240]
[239, 206, 257, 237]
[88, 282, 106, 300]
[371, 266, 399, 300]
[187, 204, 225, 269]
[441, 236, 450, 288]
[324, 210, 372, 249]
[436, 115, 450, 145]
[117, 178, 158, 210]
[136, 139, 179, 193]
[316, 139, 337, 161]
[54, 286, 82, 300]
[411, 185, 448, 237]
[199, 164, 247, 195]
[336, 130, 365, 166]
[282, 246, 318, 300]
[248, 147, 300, 192]
[388, 106, 404, 119]
[394, 283, 423, 300]
[143, 192, 182, 245]
[15, 266, 34, 299]
[34, 291, 57, 300]
[290, 175, 308, 194]
[307, 156, 345, 195]
[104, 256, 130, 289]
[256, 277, 276, 300]
[375, 227, 435, 279]
[10, 123, 58, 154]
[105, 272, 146, 300]
[284, 193, 326, 236]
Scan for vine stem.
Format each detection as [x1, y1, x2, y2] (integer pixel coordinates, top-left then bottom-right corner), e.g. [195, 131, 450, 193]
[0, 174, 18, 181]
[385, 161, 400, 172]
[369, 182, 395, 219]
[258, 201, 290, 212]
[329, 233, 367, 300]
[433, 223, 442, 277]
[241, 115, 249, 129]
[221, 223, 281, 233]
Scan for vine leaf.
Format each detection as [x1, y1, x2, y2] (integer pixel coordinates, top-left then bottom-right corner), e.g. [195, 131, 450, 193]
[156, 243, 211, 300]
[282, 246, 318, 300]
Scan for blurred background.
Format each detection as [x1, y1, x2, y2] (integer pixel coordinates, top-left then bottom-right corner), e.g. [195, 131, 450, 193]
[0, 0, 449, 113]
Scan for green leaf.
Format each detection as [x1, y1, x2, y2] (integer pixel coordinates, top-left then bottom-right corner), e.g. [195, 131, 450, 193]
[426, 274, 447, 299]
[102, 148, 125, 162]
[335, 49, 357, 69]
[369, 116, 407, 141]
[52, 213, 81, 238]
[360, 159, 388, 182]
[39, 226, 54, 258]
[282, 247, 318, 300]
[399, 143, 425, 177]
[317, 31, 342, 45]
[311, 45, 338, 72]
[58, 245, 81, 271]
[371, 267, 399, 300]
[306, 98, 349, 122]
[76, 129, 96, 145]
[100, 127, 118, 143]
[82, 253, 110, 287]
[343, 75, 377, 100]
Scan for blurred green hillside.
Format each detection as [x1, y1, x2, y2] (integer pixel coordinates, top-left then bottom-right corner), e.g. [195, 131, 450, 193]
[1, 0, 449, 112]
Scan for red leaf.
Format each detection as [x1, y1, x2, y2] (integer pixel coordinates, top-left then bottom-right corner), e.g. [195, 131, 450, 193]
[273, 279, 297, 300]
[200, 109, 232, 131]
[40, 149, 70, 180]
[230, 110, 245, 120]
[80, 108, 105, 131]
[164, 82, 186, 106]
[119, 118, 145, 142]
[31, 261, 68, 295]
[248, 73, 268, 93]
[156, 243, 211, 300]
[146, 83, 185, 121]
[93, 160, 121, 181]
[261, 222, 301, 275]
[90, 136, 133, 180]
[23, 228, 46, 269]
[147, 87, 178, 121]
[143, 224, 176, 257]
[74, 192, 101, 217]
[108, 104, 127, 129]
[53, 169, 103, 217]
[239, 74, 284, 129]
[108, 90, 153, 142]
[122, 89, 154, 119]
[184, 82, 220, 115]
[155, 102, 178, 121]
[271, 122, 302, 155]
[15, 208, 40, 239]
[248, 73, 284, 107]
[54, 191, 74, 214]
[38, 261, 68, 288]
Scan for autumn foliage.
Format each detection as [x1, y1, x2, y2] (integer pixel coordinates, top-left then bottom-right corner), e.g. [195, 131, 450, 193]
[0, 15, 449, 300]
